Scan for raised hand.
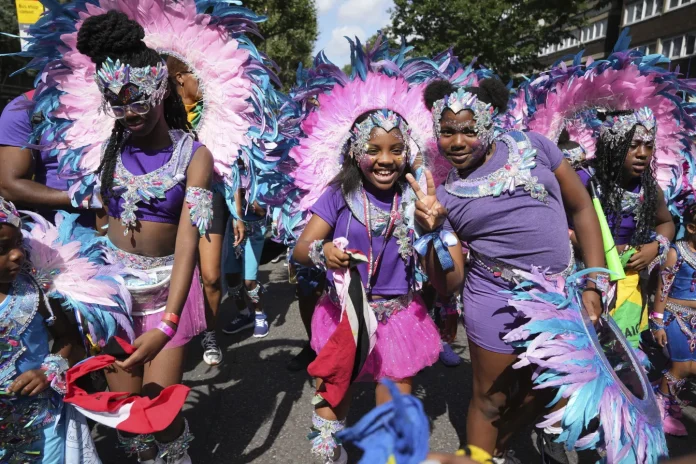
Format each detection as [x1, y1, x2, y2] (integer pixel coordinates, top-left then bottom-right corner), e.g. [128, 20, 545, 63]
[406, 170, 447, 232]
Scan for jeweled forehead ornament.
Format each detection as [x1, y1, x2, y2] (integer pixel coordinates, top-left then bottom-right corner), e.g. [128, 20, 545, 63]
[95, 57, 169, 112]
[599, 106, 656, 148]
[0, 196, 22, 228]
[347, 109, 412, 162]
[431, 88, 497, 141]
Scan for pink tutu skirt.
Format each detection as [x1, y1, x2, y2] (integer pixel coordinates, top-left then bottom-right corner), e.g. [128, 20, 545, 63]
[311, 293, 441, 381]
[109, 243, 206, 349]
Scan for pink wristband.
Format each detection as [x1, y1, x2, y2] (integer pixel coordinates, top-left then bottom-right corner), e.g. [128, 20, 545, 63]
[650, 312, 664, 320]
[157, 321, 177, 339]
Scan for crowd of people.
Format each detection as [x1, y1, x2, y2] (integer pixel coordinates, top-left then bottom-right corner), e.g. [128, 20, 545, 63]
[1, 1, 696, 464]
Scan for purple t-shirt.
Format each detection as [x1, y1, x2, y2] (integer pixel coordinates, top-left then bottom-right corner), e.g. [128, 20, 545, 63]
[438, 131, 571, 273]
[311, 185, 410, 296]
[107, 140, 204, 225]
[575, 169, 638, 246]
[0, 96, 65, 191]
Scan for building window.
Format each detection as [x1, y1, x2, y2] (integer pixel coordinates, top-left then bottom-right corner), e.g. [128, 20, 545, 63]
[636, 42, 657, 55]
[663, 31, 696, 58]
[541, 18, 607, 56]
[624, 0, 662, 25]
[667, 0, 693, 10]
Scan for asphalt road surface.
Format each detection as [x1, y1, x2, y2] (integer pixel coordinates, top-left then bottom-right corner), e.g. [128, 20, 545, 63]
[93, 259, 696, 463]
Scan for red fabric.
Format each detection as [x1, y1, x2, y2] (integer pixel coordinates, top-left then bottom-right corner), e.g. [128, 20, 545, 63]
[307, 312, 356, 408]
[23, 90, 35, 100]
[64, 338, 190, 434]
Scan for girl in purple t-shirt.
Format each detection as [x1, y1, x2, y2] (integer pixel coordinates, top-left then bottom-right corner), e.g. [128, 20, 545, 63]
[293, 109, 441, 463]
[413, 78, 606, 462]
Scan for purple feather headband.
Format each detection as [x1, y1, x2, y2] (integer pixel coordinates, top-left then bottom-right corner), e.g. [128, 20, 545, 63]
[0, 197, 21, 228]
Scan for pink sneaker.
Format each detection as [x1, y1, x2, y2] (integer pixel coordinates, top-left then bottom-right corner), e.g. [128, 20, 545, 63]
[656, 389, 688, 436]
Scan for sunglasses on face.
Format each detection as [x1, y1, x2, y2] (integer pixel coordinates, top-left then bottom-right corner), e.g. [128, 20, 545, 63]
[106, 100, 152, 119]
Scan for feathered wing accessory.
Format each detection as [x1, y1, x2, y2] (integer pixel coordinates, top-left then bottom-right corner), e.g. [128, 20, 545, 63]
[21, 211, 133, 347]
[276, 36, 467, 244]
[510, 29, 696, 216]
[503, 267, 667, 463]
[17, 0, 292, 215]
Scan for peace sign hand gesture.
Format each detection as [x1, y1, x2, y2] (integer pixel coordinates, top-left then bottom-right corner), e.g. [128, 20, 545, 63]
[406, 170, 448, 232]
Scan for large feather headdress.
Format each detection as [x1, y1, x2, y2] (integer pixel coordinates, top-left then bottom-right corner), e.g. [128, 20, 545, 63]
[16, 0, 293, 214]
[510, 29, 696, 217]
[275, 36, 494, 244]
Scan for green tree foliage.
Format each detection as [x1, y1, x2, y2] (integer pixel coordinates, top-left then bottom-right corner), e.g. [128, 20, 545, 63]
[387, 0, 606, 80]
[244, 0, 318, 90]
[0, 0, 33, 105]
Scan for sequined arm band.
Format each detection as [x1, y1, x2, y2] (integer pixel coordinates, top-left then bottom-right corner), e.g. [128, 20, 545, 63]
[648, 234, 671, 273]
[660, 261, 679, 302]
[308, 240, 327, 271]
[185, 187, 214, 237]
[41, 354, 69, 395]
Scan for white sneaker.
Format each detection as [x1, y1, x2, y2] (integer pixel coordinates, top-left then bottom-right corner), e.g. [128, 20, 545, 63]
[492, 450, 521, 464]
[322, 445, 347, 464]
[166, 452, 192, 464]
[201, 330, 222, 365]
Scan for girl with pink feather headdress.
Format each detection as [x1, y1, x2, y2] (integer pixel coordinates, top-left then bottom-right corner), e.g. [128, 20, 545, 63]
[288, 36, 465, 464]
[0, 196, 107, 463]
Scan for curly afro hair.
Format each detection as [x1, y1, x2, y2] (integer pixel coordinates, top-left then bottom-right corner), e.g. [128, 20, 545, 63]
[423, 77, 509, 113]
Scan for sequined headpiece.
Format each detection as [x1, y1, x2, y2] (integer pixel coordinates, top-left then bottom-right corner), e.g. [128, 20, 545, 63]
[599, 107, 656, 147]
[0, 197, 21, 228]
[95, 57, 169, 110]
[562, 145, 587, 168]
[432, 88, 497, 142]
[346, 110, 412, 162]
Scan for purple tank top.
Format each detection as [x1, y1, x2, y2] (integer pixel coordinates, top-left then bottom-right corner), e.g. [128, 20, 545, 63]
[106, 132, 203, 225]
[311, 185, 412, 296]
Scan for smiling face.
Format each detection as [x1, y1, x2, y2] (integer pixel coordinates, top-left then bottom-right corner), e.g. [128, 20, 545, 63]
[623, 125, 655, 179]
[0, 224, 24, 284]
[356, 127, 408, 190]
[437, 109, 489, 171]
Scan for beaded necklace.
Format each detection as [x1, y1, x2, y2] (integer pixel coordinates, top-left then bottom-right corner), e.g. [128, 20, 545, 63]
[362, 188, 399, 293]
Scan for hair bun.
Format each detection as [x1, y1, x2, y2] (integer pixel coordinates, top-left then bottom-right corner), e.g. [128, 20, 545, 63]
[423, 79, 457, 111]
[77, 10, 146, 64]
[477, 77, 509, 113]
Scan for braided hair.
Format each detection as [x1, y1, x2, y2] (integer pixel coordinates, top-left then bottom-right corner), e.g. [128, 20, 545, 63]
[76, 11, 192, 201]
[594, 110, 658, 246]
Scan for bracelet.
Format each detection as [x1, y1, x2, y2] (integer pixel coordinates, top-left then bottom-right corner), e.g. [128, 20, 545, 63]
[413, 229, 458, 272]
[41, 354, 70, 395]
[650, 312, 664, 320]
[587, 272, 610, 296]
[648, 234, 671, 273]
[649, 319, 665, 331]
[161, 313, 180, 326]
[308, 239, 327, 271]
[157, 321, 177, 339]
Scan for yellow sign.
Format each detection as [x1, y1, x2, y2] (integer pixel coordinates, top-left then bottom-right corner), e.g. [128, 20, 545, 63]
[15, 0, 44, 25]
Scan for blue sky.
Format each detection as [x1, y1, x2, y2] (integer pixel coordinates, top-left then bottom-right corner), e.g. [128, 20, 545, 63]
[313, 0, 394, 67]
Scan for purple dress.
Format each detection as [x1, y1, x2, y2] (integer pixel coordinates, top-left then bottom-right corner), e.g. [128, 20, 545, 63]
[309, 184, 441, 380]
[0, 96, 94, 226]
[438, 131, 572, 354]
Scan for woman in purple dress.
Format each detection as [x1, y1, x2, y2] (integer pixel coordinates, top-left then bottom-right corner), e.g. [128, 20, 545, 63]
[412, 78, 606, 463]
[79, 12, 214, 464]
